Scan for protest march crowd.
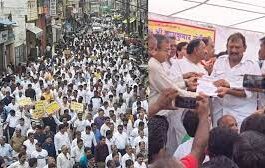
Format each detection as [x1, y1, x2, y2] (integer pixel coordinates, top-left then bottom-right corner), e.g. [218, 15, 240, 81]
[0, 18, 148, 168]
[148, 32, 265, 168]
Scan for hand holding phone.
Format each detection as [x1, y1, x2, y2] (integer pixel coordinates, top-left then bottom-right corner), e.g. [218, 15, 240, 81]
[243, 74, 265, 90]
[175, 96, 197, 109]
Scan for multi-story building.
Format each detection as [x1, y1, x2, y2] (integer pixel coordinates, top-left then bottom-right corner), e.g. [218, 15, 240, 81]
[0, 0, 25, 71]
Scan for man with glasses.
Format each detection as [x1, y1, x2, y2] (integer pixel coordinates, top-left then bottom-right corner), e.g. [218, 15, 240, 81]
[148, 34, 198, 156]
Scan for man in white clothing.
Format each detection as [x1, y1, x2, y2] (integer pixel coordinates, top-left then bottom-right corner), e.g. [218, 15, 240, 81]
[71, 139, 84, 164]
[73, 113, 89, 133]
[23, 132, 38, 157]
[134, 153, 147, 168]
[100, 117, 111, 137]
[8, 151, 29, 168]
[81, 125, 97, 148]
[31, 143, 48, 167]
[113, 125, 129, 156]
[177, 38, 208, 75]
[121, 145, 135, 168]
[105, 145, 122, 168]
[71, 131, 82, 150]
[148, 34, 198, 156]
[57, 145, 73, 168]
[54, 124, 71, 155]
[16, 118, 30, 137]
[211, 33, 261, 126]
[133, 131, 147, 152]
[105, 152, 121, 168]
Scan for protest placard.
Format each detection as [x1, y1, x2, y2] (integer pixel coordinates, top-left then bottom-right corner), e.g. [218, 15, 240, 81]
[70, 102, 84, 112]
[18, 98, 32, 106]
[46, 101, 60, 114]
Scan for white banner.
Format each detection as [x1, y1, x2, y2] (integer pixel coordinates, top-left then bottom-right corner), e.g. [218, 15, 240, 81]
[50, 0, 57, 16]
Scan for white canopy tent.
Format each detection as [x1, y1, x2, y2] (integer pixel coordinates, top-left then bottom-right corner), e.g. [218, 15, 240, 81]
[149, 0, 265, 33]
[149, 0, 265, 59]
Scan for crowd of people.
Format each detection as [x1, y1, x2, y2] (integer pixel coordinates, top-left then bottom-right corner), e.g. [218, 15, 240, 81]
[0, 17, 148, 168]
[148, 31, 265, 168]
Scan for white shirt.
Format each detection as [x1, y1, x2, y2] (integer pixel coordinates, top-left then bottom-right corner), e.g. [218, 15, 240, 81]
[73, 119, 89, 132]
[56, 152, 73, 168]
[134, 161, 147, 168]
[16, 124, 30, 137]
[123, 92, 132, 105]
[130, 128, 148, 143]
[0, 143, 13, 158]
[121, 153, 135, 168]
[113, 132, 129, 150]
[7, 161, 29, 168]
[23, 139, 38, 156]
[81, 131, 97, 148]
[211, 55, 261, 125]
[6, 115, 19, 128]
[91, 97, 102, 109]
[100, 123, 110, 137]
[133, 135, 148, 151]
[105, 152, 122, 168]
[134, 119, 148, 128]
[177, 57, 208, 75]
[54, 131, 71, 154]
[71, 146, 84, 163]
[31, 149, 48, 167]
[116, 84, 126, 94]
[7, 103, 19, 112]
[105, 138, 113, 154]
[141, 100, 148, 112]
[148, 57, 197, 117]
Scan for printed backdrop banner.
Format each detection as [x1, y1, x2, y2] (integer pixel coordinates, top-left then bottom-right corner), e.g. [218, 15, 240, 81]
[148, 20, 216, 43]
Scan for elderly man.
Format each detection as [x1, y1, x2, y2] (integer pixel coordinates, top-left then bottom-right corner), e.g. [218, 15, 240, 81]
[149, 34, 198, 156]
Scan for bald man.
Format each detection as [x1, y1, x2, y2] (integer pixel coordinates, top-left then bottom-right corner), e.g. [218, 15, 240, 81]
[217, 115, 238, 132]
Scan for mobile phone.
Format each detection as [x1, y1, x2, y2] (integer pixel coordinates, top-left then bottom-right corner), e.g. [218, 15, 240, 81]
[243, 74, 265, 89]
[175, 96, 197, 109]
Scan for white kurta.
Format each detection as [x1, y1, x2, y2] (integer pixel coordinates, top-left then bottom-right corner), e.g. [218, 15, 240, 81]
[148, 57, 197, 156]
[211, 55, 261, 126]
[56, 153, 73, 168]
[177, 57, 208, 75]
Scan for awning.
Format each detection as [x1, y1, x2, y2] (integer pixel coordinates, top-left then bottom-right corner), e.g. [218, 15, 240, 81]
[0, 19, 16, 25]
[26, 26, 43, 35]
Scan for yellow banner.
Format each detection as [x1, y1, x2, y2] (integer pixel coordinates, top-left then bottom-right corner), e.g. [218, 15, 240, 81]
[46, 102, 60, 114]
[71, 102, 84, 112]
[148, 20, 215, 43]
[18, 98, 32, 106]
[35, 100, 46, 112]
[32, 109, 45, 119]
